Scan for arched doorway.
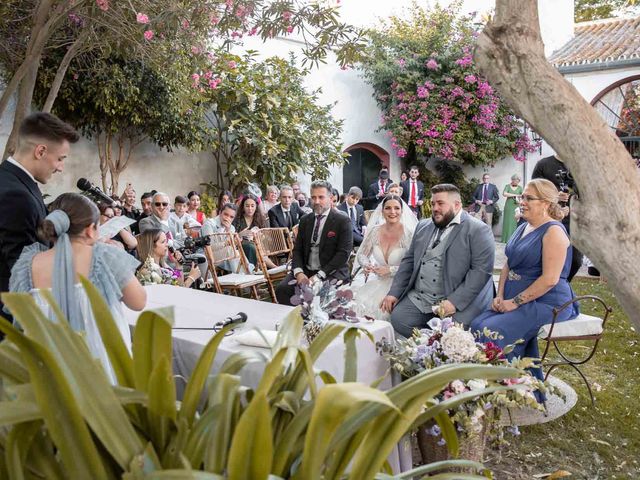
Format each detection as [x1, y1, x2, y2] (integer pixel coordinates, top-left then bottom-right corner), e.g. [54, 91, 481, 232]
[591, 75, 640, 159]
[343, 143, 390, 193]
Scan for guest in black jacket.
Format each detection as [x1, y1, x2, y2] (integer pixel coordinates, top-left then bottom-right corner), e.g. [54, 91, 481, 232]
[364, 168, 394, 210]
[0, 112, 79, 310]
[337, 186, 366, 245]
[275, 180, 353, 305]
[400, 165, 425, 218]
[268, 185, 302, 230]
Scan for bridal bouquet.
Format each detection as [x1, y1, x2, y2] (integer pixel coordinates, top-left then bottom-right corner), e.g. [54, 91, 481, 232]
[136, 256, 182, 286]
[377, 317, 551, 445]
[290, 279, 363, 343]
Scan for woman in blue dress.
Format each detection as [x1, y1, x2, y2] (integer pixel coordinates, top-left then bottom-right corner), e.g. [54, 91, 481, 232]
[470, 179, 578, 378]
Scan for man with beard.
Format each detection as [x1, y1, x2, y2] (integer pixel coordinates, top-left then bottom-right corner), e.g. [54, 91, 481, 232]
[275, 180, 352, 305]
[381, 184, 495, 336]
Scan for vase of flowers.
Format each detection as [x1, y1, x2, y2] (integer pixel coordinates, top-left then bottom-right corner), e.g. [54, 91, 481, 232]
[290, 279, 363, 344]
[377, 316, 550, 465]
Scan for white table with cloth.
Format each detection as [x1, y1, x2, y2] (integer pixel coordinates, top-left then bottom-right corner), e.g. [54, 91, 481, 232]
[123, 284, 413, 473]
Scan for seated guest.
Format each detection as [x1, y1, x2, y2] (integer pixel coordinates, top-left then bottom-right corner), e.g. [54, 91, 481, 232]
[201, 204, 252, 273]
[10, 193, 146, 384]
[263, 185, 280, 212]
[121, 183, 140, 232]
[136, 229, 201, 287]
[233, 194, 277, 269]
[292, 182, 301, 198]
[470, 179, 578, 379]
[187, 191, 206, 224]
[297, 192, 312, 214]
[337, 186, 366, 246]
[268, 185, 302, 230]
[169, 195, 199, 247]
[387, 183, 402, 197]
[331, 188, 340, 209]
[381, 184, 495, 336]
[138, 192, 172, 235]
[134, 191, 153, 234]
[276, 180, 353, 305]
[98, 203, 137, 251]
[213, 190, 234, 217]
[110, 196, 124, 217]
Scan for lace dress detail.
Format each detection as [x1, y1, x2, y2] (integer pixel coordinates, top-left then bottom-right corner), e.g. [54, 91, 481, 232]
[9, 242, 140, 384]
[352, 225, 412, 321]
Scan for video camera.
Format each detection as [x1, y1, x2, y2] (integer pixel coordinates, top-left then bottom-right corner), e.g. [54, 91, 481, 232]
[176, 235, 211, 265]
[555, 168, 578, 205]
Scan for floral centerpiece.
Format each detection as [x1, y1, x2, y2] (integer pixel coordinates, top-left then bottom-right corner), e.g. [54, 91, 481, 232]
[377, 316, 552, 461]
[290, 279, 365, 343]
[136, 256, 183, 286]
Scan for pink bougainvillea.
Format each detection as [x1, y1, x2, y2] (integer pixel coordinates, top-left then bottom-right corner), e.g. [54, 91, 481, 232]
[136, 12, 149, 24]
[143, 30, 154, 40]
[96, 0, 109, 11]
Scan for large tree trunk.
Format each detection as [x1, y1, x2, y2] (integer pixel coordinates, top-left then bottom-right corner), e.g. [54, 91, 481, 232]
[475, 0, 640, 329]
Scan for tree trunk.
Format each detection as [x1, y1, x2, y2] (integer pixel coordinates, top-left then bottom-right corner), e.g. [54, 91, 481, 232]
[42, 28, 91, 112]
[475, 0, 640, 329]
[97, 133, 109, 192]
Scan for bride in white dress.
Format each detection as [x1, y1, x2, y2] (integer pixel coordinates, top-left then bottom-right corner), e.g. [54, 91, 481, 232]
[351, 195, 418, 321]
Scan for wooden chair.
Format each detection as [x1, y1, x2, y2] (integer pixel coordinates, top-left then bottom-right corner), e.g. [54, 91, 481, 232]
[538, 295, 613, 406]
[254, 228, 294, 303]
[203, 232, 269, 300]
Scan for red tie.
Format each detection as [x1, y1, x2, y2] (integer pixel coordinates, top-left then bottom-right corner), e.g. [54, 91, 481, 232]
[380, 181, 385, 194]
[411, 181, 417, 207]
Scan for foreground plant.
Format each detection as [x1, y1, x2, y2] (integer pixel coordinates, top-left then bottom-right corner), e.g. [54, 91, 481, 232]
[0, 280, 524, 478]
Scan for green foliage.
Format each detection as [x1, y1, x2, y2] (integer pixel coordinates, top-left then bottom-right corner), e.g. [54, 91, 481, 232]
[0, 280, 525, 478]
[575, 0, 640, 22]
[200, 52, 347, 191]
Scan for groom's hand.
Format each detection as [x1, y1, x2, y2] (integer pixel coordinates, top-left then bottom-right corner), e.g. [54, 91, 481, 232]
[295, 272, 310, 286]
[380, 295, 398, 313]
[441, 299, 456, 316]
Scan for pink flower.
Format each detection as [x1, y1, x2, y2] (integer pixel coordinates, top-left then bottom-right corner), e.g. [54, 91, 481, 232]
[226, 0, 233, 7]
[136, 12, 149, 24]
[231, 31, 242, 39]
[286, 25, 294, 33]
[425, 58, 439, 70]
[417, 86, 429, 98]
[182, 19, 190, 29]
[282, 11, 293, 21]
[209, 78, 222, 89]
[191, 46, 201, 55]
[397, 58, 406, 68]
[397, 147, 407, 157]
[464, 74, 477, 84]
[96, 0, 109, 11]
[248, 26, 258, 36]
[227, 60, 237, 69]
[455, 54, 473, 67]
[210, 15, 220, 25]
[144, 30, 154, 40]
[73, 73, 79, 80]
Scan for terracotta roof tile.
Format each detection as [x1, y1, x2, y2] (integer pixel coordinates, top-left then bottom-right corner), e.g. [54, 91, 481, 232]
[550, 17, 640, 67]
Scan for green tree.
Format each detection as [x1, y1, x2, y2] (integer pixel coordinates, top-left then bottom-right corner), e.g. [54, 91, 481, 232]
[358, 2, 536, 168]
[575, 0, 639, 22]
[198, 52, 347, 192]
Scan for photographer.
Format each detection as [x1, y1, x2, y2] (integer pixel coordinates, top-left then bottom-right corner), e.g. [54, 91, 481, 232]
[532, 154, 583, 281]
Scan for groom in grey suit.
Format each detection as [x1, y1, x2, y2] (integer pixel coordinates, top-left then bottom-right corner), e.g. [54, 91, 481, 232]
[381, 184, 495, 337]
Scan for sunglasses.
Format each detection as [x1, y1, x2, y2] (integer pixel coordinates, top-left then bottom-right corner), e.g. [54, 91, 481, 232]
[154, 202, 169, 207]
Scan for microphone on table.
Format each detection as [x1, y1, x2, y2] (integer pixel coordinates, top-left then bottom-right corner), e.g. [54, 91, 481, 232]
[173, 312, 248, 333]
[77, 178, 114, 205]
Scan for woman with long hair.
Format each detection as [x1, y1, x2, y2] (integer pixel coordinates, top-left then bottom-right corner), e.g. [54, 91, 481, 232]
[9, 193, 146, 383]
[186, 191, 206, 224]
[232, 193, 276, 269]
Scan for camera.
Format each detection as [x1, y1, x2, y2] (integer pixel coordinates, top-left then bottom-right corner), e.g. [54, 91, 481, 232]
[176, 235, 210, 266]
[555, 168, 578, 205]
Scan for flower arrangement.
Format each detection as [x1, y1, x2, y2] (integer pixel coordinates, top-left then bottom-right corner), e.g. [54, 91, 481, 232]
[377, 317, 551, 446]
[136, 256, 183, 286]
[290, 279, 364, 343]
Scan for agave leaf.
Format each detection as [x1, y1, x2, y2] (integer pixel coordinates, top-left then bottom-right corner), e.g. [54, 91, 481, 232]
[271, 402, 314, 477]
[79, 277, 135, 388]
[133, 308, 174, 393]
[219, 350, 270, 375]
[0, 342, 28, 384]
[5, 420, 40, 480]
[382, 459, 491, 479]
[23, 428, 66, 480]
[8, 290, 144, 470]
[434, 411, 459, 458]
[0, 310, 109, 479]
[226, 392, 273, 480]
[179, 321, 238, 427]
[342, 328, 361, 382]
[143, 472, 224, 479]
[271, 306, 303, 353]
[113, 386, 148, 406]
[0, 400, 41, 427]
[297, 383, 398, 480]
[147, 355, 177, 454]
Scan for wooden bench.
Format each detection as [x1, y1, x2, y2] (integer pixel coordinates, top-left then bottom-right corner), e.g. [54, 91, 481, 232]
[538, 295, 613, 405]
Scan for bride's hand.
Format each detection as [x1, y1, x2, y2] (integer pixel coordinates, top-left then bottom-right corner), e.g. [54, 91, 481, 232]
[373, 265, 391, 277]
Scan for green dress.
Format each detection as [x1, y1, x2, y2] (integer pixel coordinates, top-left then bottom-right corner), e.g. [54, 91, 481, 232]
[501, 184, 523, 243]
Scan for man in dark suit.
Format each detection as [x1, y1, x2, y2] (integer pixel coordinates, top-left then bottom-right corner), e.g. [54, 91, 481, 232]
[0, 112, 79, 311]
[472, 173, 500, 227]
[275, 180, 353, 305]
[337, 186, 366, 246]
[401, 165, 425, 218]
[364, 168, 394, 210]
[268, 185, 302, 230]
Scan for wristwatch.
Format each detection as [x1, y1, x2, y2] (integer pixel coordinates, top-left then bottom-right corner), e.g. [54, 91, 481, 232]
[513, 294, 524, 306]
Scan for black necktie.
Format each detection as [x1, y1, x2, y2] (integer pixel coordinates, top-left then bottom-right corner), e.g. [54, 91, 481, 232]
[432, 228, 444, 248]
[349, 207, 355, 223]
[285, 211, 291, 228]
[312, 214, 325, 243]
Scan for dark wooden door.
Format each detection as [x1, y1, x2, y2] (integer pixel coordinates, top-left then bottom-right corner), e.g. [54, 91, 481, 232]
[343, 148, 382, 195]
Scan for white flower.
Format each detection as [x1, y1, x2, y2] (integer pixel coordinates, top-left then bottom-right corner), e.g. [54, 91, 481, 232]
[467, 379, 487, 391]
[450, 380, 466, 393]
[440, 327, 478, 362]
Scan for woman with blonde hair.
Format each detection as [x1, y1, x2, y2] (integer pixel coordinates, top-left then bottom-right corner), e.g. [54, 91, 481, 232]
[471, 179, 578, 382]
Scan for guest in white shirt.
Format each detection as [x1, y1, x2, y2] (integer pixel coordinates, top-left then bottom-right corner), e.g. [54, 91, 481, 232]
[169, 195, 200, 247]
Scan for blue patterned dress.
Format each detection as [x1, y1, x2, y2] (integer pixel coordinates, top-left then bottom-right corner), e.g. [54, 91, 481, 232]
[470, 221, 578, 378]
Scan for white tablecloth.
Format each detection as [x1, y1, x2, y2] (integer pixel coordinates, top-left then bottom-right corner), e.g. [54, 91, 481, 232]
[123, 284, 411, 471]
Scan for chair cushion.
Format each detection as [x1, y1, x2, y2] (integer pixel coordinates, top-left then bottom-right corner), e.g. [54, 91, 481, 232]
[267, 265, 287, 275]
[217, 273, 266, 287]
[538, 313, 604, 339]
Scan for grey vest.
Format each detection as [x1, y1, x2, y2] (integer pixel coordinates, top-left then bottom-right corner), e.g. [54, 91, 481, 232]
[408, 231, 451, 313]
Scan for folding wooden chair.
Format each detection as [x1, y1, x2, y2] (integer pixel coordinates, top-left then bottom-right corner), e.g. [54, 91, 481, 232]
[203, 232, 269, 300]
[254, 228, 294, 303]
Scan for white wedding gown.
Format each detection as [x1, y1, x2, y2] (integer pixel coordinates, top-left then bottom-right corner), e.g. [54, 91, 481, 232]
[351, 225, 412, 321]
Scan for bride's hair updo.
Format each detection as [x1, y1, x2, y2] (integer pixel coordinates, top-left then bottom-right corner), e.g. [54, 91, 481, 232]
[38, 193, 99, 243]
[382, 194, 403, 209]
[525, 179, 564, 220]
